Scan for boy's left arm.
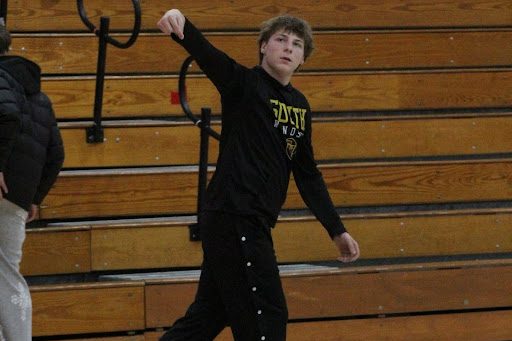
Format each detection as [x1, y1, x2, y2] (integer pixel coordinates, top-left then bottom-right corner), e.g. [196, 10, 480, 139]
[292, 107, 360, 262]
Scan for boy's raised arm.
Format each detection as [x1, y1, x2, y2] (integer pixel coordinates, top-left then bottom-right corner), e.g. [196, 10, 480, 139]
[157, 9, 247, 95]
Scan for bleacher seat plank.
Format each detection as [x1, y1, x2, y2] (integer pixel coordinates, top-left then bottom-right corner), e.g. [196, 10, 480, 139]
[57, 336, 144, 341]
[283, 265, 512, 319]
[85, 209, 512, 272]
[145, 281, 199, 329]
[89, 218, 335, 271]
[13, 30, 512, 74]
[144, 330, 231, 341]
[41, 160, 512, 219]
[40, 168, 200, 219]
[143, 333, 161, 341]
[284, 310, 512, 341]
[9, 0, 511, 32]
[91, 222, 203, 271]
[145, 329, 232, 341]
[144, 260, 512, 327]
[286, 159, 512, 208]
[275, 210, 512, 261]
[60, 114, 512, 168]
[314, 114, 512, 161]
[43, 71, 512, 119]
[18, 208, 509, 275]
[22, 226, 91, 276]
[146, 310, 512, 341]
[60, 122, 220, 168]
[32, 282, 145, 337]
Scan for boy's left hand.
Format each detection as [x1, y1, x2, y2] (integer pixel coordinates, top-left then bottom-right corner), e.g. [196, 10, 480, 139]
[333, 232, 360, 263]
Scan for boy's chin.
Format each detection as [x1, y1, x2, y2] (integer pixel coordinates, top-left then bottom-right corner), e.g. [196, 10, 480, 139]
[274, 63, 296, 74]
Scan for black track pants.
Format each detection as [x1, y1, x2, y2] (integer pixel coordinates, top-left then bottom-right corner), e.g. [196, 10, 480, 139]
[160, 211, 288, 341]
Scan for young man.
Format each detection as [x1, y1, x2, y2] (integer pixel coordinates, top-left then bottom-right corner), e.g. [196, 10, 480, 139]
[0, 20, 64, 341]
[157, 9, 360, 341]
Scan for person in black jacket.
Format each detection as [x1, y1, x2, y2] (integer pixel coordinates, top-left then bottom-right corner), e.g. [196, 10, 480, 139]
[157, 9, 360, 341]
[0, 21, 64, 341]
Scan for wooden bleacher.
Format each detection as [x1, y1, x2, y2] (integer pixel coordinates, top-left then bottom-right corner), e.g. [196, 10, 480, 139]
[142, 260, 512, 327]
[38, 160, 512, 219]
[36, 71, 512, 119]
[22, 226, 90, 276]
[28, 259, 512, 340]
[6, 0, 511, 339]
[59, 114, 512, 168]
[31, 281, 145, 337]
[11, 31, 512, 74]
[24, 208, 512, 275]
[8, 0, 512, 31]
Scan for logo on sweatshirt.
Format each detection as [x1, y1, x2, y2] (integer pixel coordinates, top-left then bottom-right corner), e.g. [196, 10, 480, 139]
[270, 99, 306, 139]
[285, 138, 297, 160]
[270, 99, 307, 160]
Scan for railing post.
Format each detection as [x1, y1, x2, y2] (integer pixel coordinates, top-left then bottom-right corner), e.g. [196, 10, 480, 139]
[178, 56, 220, 241]
[0, 0, 8, 25]
[78, 0, 141, 143]
[86, 16, 109, 143]
[189, 107, 212, 241]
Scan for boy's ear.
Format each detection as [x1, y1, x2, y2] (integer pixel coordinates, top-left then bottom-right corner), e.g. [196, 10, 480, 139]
[260, 41, 267, 54]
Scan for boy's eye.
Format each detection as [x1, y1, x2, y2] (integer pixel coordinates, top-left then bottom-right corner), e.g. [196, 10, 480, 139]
[293, 42, 303, 47]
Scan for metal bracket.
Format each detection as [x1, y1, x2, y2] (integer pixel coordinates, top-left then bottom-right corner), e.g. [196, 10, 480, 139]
[86, 124, 104, 143]
[189, 223, 201, 241]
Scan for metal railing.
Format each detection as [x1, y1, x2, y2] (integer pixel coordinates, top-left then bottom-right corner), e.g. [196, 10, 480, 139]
[178, 56, 220, 240]
[77, 0, 141, 143]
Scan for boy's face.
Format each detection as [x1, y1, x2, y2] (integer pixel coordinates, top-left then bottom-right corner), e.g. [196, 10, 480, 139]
[260, 29, 305, 79]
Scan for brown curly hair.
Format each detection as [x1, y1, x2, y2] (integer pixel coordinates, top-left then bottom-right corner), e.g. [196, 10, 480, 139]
[258, 15, 314, 64]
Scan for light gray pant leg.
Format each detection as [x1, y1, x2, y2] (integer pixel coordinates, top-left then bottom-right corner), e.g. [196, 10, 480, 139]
[0, 200, 30, 341]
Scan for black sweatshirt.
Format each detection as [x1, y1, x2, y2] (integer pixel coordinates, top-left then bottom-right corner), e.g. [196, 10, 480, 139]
[173, 19, 346, 238]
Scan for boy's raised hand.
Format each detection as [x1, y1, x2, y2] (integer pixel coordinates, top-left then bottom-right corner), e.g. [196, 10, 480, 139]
[157, 9, 186, 40]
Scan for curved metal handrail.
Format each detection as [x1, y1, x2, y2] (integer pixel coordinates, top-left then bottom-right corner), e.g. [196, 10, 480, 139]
[179, 56, 221, 140]
[77, 0, 141, 49]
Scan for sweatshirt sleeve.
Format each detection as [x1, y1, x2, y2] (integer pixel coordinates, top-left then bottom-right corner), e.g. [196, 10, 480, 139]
[0, 75, 22, 172]
[292, 105, 346, 239]
[171, 18, 247, 96]
[33, 102, 64, 204]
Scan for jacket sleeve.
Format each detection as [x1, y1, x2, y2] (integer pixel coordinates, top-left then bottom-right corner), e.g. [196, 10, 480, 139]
[33, 102, 64, 205]
[171, 17, 248, 97]
[0, 75, 21, 172]
[292, 105, 346, 239]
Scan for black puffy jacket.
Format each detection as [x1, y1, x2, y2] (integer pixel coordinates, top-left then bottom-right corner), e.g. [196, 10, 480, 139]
[0, 55, 64, 211]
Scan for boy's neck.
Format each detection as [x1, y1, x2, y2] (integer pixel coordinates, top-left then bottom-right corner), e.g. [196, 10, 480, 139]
[261, 63, 292, 86]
